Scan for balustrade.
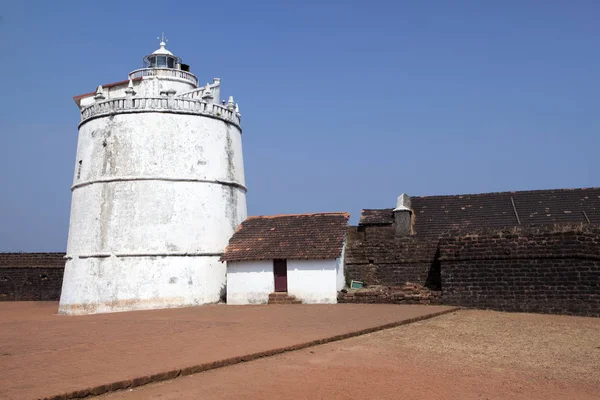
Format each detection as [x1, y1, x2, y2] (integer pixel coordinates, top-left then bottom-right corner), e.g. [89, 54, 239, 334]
[128, 68, 199, 86]
[80, 97, 240, 126]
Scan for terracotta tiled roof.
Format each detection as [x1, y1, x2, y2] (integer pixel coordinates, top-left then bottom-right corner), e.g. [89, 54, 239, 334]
[221, 212, 350, 262]
[359, 187, 600, 237]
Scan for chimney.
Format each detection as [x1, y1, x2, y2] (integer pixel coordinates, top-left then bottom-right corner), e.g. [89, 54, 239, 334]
[393, 193, 412, 236]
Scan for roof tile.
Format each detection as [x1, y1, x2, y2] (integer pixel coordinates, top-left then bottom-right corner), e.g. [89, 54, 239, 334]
[359, 187, 600, 237]
[221, 213, 350, 262]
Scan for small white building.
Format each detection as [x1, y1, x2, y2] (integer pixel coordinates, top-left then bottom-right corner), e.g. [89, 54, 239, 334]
[221, 213, 349, 305]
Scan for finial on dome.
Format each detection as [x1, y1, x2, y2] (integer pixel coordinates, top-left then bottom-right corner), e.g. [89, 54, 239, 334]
[158, 32, 168, 47]
[151, 33, 174, 56]
[227, 96, 235, 110]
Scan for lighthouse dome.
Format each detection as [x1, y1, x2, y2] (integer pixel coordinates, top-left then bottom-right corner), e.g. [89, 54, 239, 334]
[152, 41, 173, 56]
[144, 37, 180, 69]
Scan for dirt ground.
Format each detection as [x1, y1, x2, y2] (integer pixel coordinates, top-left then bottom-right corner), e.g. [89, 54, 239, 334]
[103, 310, 600, 400]
[0, 302, 453, 400]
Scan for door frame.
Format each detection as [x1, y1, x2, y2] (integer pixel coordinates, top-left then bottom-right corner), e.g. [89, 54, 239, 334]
[273, 259, 288, 292]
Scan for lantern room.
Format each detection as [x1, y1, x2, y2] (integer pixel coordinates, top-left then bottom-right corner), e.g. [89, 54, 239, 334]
[143, 36, 190, 71]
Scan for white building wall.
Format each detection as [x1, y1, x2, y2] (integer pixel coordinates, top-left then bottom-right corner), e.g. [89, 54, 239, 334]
[226, 260, 274, 305]
[80, 96, 95, 107]
[287, 259, 338, 304]
[105, 83, 129, 100]
[336, 241, 347, 291]
[78, 82, 131, 108]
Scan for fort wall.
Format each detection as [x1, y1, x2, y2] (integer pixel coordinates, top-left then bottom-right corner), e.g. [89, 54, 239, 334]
[0, 253, 65, 301]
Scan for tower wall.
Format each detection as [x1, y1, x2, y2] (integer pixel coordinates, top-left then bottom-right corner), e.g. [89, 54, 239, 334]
[59, 108, 246, 314]
[136, 75, 196, 97]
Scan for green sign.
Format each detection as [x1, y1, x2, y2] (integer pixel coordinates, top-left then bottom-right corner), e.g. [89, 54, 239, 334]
[350, 280, 364, 289]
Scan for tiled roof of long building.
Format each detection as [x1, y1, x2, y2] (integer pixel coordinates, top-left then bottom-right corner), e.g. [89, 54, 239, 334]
[359, 187, 600, 237]
[221, 212, 350, 262]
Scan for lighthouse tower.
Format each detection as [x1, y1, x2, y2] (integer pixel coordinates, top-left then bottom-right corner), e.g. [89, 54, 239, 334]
[59, 38, 247, 315]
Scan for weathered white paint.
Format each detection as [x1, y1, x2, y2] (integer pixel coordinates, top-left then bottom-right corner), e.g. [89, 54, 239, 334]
[59, 42, 246, 315]
[336, 242, 347, 291]
[132, 72, 197, 97]
[226, 260, 274, 305]
[287, 259, 339, 304]
[60, 255, 226, 315]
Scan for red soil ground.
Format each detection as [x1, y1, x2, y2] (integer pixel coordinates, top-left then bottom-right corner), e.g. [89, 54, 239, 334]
[104, 310, 600, 400]
[0, 302, 453, 400]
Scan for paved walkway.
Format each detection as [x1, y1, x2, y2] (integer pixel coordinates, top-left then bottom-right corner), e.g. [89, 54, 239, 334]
[0, 302, 455, 400]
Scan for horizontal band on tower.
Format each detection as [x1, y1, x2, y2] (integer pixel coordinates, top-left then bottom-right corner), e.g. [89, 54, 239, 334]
[71, 176, 247, 192]
[65, 251, 225, 260]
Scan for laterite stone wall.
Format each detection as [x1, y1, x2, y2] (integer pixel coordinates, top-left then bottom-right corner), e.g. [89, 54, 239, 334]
[439, 226, 600, 317]
[344, 226, 440, 289]
[0, 253, 65, 301]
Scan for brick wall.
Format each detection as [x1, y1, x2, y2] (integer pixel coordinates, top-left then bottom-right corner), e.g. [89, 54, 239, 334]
[439, 226, 600, 317]
[0, 253, 65, 301]
[344, 226, 440, 289]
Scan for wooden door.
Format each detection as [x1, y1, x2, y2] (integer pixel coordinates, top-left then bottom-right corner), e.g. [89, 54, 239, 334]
[273, 259, 288, 292]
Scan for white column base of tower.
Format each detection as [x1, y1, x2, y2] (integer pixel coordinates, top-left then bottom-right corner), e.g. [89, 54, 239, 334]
[58, 256, 226, 315]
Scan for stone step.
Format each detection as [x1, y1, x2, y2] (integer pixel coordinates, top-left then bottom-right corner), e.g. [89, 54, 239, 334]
[268, 292, 290, 298]
[268, 292, 302, 305]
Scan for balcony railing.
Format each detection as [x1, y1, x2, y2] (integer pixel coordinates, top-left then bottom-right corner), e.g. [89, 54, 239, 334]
[128, 68, 199, 87]
[80, 97, 240, 127]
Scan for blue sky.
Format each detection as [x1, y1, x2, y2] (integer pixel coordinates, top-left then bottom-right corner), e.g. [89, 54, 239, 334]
[1, 1, 598, 251]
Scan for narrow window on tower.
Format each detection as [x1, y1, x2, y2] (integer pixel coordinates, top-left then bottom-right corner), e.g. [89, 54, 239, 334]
[77, 160, 83, 179]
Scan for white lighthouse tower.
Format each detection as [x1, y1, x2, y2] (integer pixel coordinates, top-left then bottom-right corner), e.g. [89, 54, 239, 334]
[59, 38, 247, 315]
